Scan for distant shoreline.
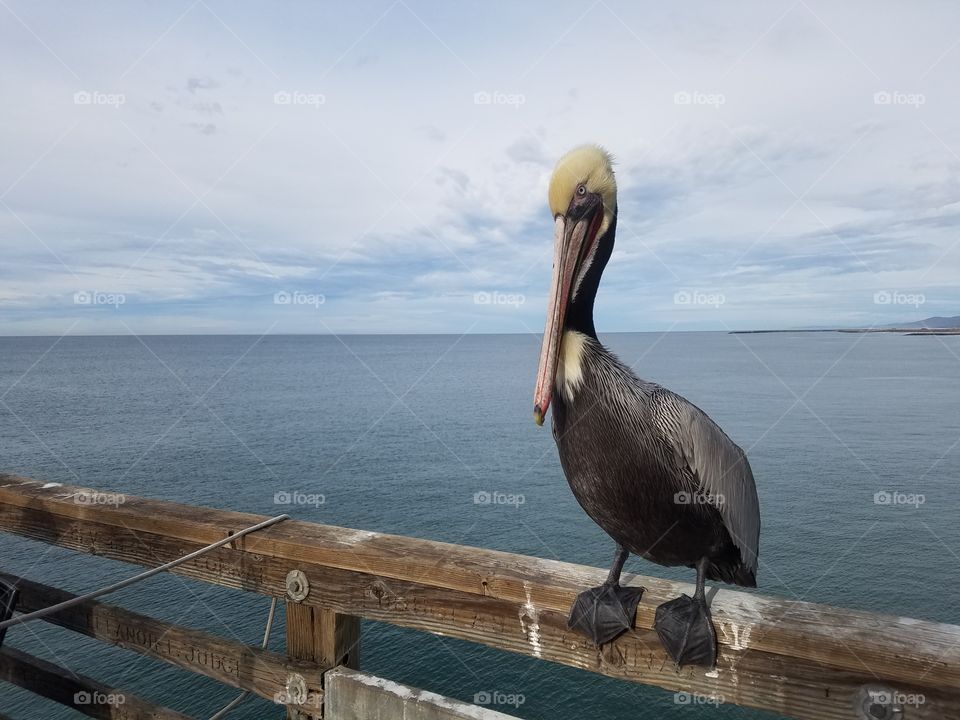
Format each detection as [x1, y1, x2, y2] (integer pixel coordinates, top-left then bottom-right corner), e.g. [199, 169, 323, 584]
[730, 328, 960, 335]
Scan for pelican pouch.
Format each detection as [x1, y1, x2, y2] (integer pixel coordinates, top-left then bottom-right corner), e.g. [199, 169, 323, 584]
[0, 578, 18, 648]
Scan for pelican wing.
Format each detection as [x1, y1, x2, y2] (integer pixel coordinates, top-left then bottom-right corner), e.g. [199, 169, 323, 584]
[654, 390, 760, 573]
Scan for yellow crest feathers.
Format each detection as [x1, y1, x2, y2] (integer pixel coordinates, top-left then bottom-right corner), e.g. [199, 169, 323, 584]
[547, 144, 617, 234]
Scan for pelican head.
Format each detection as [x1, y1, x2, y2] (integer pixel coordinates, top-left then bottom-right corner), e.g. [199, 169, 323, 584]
[533, 145, 618, 426]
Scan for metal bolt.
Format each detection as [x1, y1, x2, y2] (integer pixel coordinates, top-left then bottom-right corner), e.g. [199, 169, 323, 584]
[286, 569, 309, 602]
[285, 673, 308, 705]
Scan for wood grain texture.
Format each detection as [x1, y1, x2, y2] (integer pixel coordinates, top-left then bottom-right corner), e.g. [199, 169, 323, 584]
[0, 476, 957, 720]
[285, 604, 360, 674]
[0, 645, 192, 720]
[0, 572, 325, 709]
[286, 602, 359, 720]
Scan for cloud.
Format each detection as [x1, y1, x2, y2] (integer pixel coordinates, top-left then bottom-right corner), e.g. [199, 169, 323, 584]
[186, 76, 219, 94]
[506, 137, 549, 165]
[190, 101, 223, 116]
[186, 122, 218, 135]
[2, 1, 960, 334]
[417, 125, 446, 143]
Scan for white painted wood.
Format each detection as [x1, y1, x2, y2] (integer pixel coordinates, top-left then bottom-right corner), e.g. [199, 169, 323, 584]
[325, 668, 523, 720]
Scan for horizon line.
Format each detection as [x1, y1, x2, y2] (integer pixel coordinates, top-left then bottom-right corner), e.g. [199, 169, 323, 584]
[0, 328, 850, 339]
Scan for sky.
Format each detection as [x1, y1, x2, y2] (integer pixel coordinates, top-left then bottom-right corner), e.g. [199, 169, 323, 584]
[2, 0, 960, 335]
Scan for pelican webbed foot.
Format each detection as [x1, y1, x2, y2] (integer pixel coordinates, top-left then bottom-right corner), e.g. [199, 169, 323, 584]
[567, 544, 643, 645]
[653, 592, 717, 667]
[654, 556, 717, 667]
[567, 581, 644, 645]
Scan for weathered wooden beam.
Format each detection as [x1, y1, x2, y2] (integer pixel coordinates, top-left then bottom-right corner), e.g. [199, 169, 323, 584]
[285, 602, 356, 720]
[287, 603, 321, 720]
[0, 476, 957, 720]
[0, 572, 325, 711]
[0, 645, 192, 720]
[272, 561, 960, 720]
[324, 668, 522, 720]
[7, 515, 890, 719]
[317, 609, 360, 672]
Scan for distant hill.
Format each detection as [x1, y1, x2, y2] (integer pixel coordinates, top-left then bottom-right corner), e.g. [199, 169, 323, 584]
[891, 315, 960, 329]
[730, 314, 960, 335]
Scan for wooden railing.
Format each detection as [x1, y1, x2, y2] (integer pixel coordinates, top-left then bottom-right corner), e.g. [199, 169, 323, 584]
[0, 474, 957, 720]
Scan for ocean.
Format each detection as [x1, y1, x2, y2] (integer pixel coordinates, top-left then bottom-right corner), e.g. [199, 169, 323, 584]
[0, 332, 957, 719]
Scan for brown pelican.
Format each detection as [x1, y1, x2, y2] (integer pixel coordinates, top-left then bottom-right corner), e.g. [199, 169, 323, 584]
[533, 145, 760, 667]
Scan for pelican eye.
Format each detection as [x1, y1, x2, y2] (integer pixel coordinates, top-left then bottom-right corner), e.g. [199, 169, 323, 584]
[577, 184, 587, 196]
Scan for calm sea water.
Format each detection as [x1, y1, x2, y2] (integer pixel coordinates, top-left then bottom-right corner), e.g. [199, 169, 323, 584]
[0, 332, 958, 719]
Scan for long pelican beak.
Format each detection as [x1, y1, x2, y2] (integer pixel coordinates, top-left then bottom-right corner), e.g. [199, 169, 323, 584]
[533, 201, 602, 425]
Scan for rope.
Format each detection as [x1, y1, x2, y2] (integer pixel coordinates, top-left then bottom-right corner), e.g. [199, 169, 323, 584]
[0, 513, 290, 630]
[207, 596, 279, 720]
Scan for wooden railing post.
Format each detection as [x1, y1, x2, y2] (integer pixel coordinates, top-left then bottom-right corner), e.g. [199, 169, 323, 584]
[286, 595, 360, 719]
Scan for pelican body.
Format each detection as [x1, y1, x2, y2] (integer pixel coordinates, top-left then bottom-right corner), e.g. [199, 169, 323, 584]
[534, 146, 760, 667]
